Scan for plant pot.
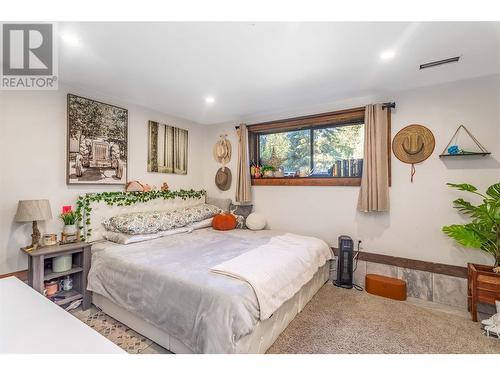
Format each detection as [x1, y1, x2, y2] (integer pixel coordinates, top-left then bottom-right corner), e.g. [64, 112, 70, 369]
[63, 224, 77, 235]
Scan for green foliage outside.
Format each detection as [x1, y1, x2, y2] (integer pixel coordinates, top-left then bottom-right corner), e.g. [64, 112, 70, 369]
[259, 124, 364, 175]
[442, 182, 500, 270]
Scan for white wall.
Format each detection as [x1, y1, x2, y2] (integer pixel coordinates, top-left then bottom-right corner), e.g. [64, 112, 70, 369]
[0, 85, 205, 273]
[203, 75, 500, 267]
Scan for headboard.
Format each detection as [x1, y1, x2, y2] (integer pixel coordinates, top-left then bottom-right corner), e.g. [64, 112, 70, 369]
[77, 190, 206, 242]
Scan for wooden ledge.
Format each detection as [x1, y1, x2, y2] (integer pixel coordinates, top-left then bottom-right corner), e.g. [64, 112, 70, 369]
[331, 247, 468, 279]
[251, 177, 361, 186]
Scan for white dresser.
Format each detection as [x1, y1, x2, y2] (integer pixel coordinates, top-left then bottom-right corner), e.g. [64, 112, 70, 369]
[0, 276, 125, 354]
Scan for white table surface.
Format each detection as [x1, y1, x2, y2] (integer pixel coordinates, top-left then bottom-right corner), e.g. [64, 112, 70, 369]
[0, 277, 125, 354]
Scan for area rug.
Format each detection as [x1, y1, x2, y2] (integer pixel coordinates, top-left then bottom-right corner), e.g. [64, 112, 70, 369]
[267, 284, 500, 354]
[79, 310, 152, 354]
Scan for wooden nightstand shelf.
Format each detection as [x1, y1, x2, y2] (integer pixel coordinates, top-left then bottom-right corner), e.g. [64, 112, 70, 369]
[21, 242, 92, 310]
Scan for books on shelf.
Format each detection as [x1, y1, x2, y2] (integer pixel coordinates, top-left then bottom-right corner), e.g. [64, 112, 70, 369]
[331, 158, 363, 177]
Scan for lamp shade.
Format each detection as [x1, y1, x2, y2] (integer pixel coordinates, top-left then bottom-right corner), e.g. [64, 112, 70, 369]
[15, 199, 53, 222]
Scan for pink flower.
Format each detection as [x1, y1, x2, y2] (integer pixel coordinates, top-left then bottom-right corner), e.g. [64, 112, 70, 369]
[62, 205, 72, 214]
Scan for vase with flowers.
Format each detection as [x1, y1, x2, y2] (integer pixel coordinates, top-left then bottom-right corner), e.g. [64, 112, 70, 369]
[60, 206, 77, 235]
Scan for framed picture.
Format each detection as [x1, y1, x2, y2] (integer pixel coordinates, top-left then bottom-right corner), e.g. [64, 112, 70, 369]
[67, 94, 128, 185]
[148, 120, 188, 174]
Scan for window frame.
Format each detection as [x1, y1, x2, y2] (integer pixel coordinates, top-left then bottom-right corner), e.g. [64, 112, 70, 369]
[247, 106, 391, 187]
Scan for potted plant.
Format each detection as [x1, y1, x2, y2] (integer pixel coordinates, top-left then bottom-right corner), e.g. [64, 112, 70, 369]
[442, 182, 500, 273]
[60, 205, 77, 235]
[261, 165, 275, 178]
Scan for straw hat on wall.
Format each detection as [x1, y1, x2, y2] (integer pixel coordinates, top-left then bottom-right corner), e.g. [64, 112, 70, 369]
[392, 124, 435, 182]
[213, 135, 232, 165]
[215, 167, 232, 191]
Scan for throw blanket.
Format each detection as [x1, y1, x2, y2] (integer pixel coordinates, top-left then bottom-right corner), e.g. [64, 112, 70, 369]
[210, 233, 332, 320]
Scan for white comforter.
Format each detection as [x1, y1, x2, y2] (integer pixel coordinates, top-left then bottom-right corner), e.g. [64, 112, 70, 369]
[210, 233, 332, 320]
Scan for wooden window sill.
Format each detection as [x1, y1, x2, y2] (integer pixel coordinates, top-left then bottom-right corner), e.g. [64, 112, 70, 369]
[251, 177, 361, 186]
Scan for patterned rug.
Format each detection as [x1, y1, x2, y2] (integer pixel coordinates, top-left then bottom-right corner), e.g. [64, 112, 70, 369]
[79, 310, 152, 354]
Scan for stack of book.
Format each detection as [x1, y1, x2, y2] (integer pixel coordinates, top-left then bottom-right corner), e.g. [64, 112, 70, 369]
[330, 158, 363, 177]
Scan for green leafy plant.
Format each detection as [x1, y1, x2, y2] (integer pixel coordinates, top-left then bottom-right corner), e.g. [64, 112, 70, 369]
[261, 165, 276, 173]
[60, 211, 76, 225]
[75, 189, 206, 240]
[442, 182, 500, 271]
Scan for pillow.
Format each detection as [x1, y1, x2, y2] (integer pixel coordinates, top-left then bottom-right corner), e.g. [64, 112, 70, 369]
[188, 217, 213, 230]
[229, 203, 253, 228]
[206, 197, 232, 212]
[212, 213, 237, 231]
[103, 227, 190, 245]
[103, 204, 221, 235]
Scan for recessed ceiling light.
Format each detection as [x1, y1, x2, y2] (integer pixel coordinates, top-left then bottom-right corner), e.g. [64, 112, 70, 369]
[205, 96, 215, 104]
[61, 32, 81, 47]
[380, 50, 396, 60]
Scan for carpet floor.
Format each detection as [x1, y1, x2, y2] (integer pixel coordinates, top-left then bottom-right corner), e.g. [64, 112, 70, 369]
[267, 284, 500, 354]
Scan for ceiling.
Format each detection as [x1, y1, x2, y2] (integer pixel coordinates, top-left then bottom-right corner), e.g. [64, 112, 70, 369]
[58, 22, 500, 125]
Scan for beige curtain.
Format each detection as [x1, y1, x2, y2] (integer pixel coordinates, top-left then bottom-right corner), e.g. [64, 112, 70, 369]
[235, 124, 252, 203]
[357, 104, 390, 212]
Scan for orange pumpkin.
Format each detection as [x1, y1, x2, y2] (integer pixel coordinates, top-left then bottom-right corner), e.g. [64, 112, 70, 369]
[212, 213, 237, 231]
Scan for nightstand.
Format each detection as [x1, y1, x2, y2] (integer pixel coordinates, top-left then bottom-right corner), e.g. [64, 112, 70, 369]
[21, 242, 92, 310]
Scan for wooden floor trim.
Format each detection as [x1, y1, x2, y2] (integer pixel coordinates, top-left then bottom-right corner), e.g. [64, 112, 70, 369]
[331, 248, 467, 279]
[0, 269, 28, 281]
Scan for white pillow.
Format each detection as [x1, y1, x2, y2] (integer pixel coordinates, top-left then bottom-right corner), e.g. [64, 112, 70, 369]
[103, 227, 190, 245]
[188, 218, 213, 230]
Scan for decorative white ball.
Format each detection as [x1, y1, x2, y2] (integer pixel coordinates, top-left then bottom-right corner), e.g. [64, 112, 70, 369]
[245, 213, 266, 231]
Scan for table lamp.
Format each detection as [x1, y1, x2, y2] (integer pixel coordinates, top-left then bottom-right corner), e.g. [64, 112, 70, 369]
[15, 199, 53, 249]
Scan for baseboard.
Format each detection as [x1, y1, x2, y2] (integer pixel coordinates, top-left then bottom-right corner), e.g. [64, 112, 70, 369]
[0, 269, 28, 281]
[331, 248, 467, 279]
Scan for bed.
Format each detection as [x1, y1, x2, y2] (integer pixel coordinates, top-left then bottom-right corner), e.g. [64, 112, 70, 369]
[84, 196, 332, 354]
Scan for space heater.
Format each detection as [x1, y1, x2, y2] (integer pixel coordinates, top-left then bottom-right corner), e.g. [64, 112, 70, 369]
[334, 235, 354, 289]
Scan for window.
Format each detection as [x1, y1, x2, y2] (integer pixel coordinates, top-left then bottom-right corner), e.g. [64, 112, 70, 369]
[258, 124, 364, 177]
[248, 107, 368, 186]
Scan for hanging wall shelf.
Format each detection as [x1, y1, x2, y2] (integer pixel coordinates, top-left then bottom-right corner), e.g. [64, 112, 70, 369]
[439, 125, 491, 158]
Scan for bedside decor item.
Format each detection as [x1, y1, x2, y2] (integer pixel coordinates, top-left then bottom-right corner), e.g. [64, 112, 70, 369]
[215, 167, 232, 191]
[125, 180, 152, 192]
[42, 234, 57, 246]
[53, 254, 73, 273]
[44, 280, 59, 297]
[148, 120, 188, 174]
[67, 94, 128, 185]
[439, 125, 491, 157]
[245, 212, 266, 231]
[442, 182, 500, 272]
[392, 124, 435, 182]
[161, 182, 169, 191]
[60, 276, 73, 291]
[15, 199, 53, 250]
[60, 206, 77, 235]
[212, 213, 238, 231]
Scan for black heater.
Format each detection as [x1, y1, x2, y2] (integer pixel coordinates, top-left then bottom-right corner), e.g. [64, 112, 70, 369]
[334, 235, 354, 289]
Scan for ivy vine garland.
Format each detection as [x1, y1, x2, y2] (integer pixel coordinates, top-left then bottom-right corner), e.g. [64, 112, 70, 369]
[76, 189, 206, 240]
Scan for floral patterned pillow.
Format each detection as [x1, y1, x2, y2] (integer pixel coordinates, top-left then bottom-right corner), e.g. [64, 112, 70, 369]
[103, 204, 221, 235]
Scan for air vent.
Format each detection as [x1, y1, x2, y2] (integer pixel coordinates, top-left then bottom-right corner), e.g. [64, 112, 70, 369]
[419, 56, 460, 70]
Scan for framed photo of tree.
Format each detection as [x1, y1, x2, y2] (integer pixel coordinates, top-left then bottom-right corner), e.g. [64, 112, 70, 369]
[148, 120, 188, 174]
[67, 94, 128, 185]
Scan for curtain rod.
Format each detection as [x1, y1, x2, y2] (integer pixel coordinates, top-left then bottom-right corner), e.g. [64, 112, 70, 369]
[235, 102, 396, 129]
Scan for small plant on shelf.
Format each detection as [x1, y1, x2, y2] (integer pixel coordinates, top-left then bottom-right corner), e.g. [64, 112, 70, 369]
[60, 206, 76, 225]
[261, 165, 276, 177]
[442, 182, 500, 273]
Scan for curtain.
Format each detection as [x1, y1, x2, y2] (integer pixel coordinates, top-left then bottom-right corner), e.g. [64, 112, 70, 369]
[235, 124, 252, 203]
[357, 104, 390, 212]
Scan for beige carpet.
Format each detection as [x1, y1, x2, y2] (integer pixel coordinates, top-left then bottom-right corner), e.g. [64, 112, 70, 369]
[267, 284, 500, 354]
